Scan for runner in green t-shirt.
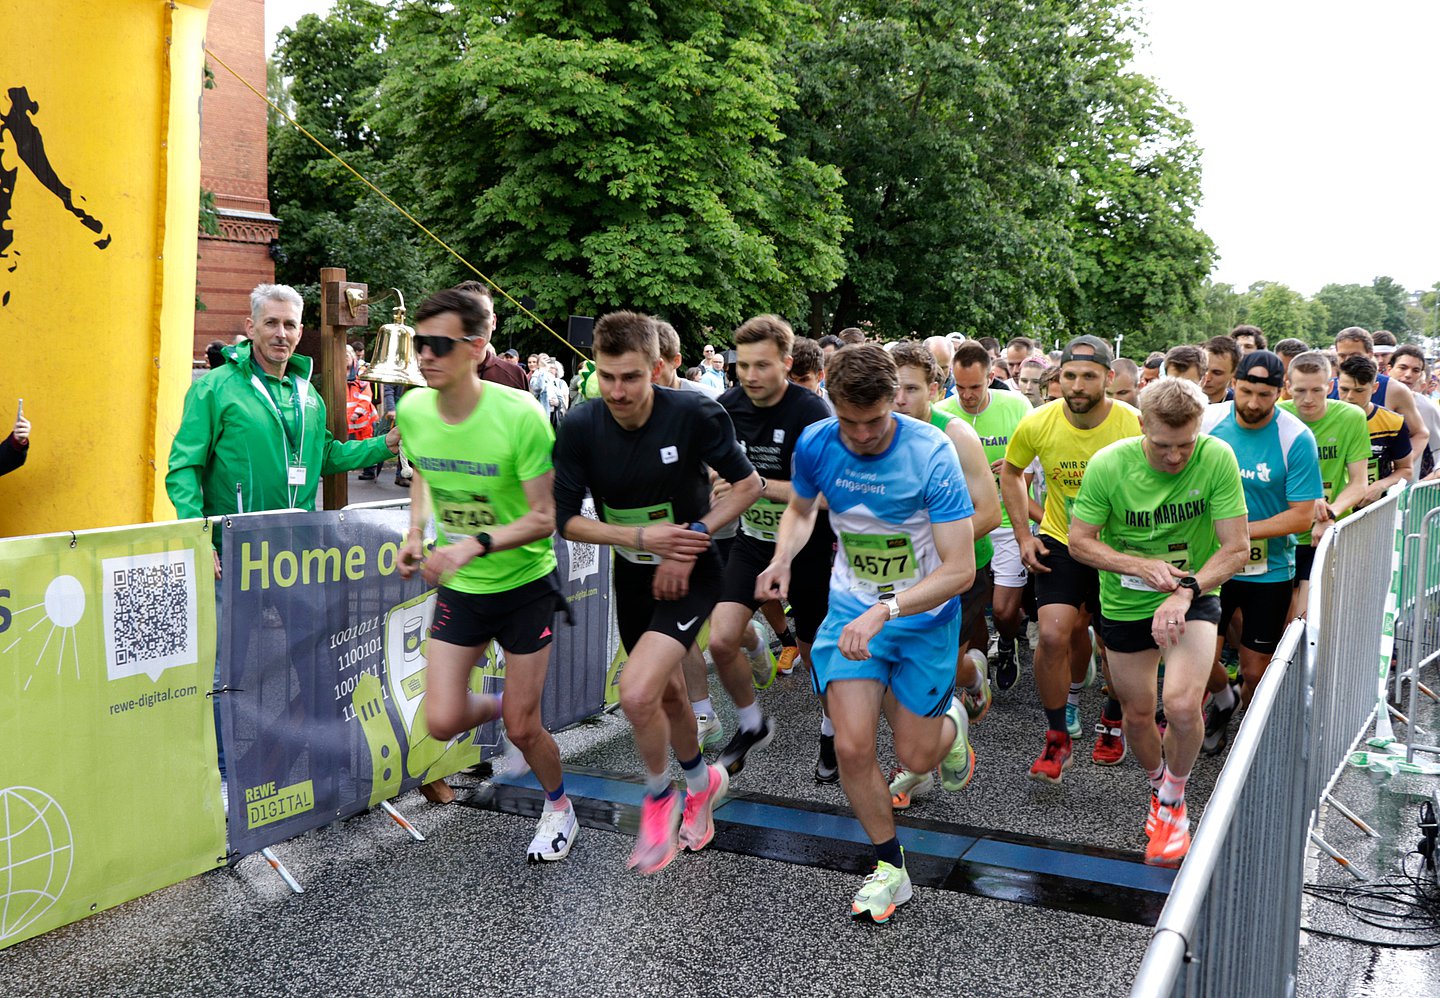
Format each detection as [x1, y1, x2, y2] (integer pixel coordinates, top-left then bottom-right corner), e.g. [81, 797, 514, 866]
[936, 341, 1035, 689]
[1069, 378, 1250, 867]
[888, 342, 1003, 809]
[394, 287, 575, 864]
[1278, 351, 1372, 617]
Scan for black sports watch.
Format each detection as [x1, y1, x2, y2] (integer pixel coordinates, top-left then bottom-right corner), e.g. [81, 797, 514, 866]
[1178, 576, 1201, 598]
[474, 532, 493, 557]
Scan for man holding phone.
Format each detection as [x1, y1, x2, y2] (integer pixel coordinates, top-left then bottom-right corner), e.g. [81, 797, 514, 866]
[1, 400, 29, 477]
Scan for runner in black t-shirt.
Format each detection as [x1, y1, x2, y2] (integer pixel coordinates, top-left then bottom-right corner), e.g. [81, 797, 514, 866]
[553, 312, 760, 875]
[709, 315, 836, 779]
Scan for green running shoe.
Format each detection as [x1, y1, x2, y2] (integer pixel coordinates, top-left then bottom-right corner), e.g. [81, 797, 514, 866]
[851, 855, 912, 923]
[940, 701, 976, 792]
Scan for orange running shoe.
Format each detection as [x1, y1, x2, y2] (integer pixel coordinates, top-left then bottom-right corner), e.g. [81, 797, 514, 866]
[1145, 801, 1191, 867]
[775, 645, 800, 677]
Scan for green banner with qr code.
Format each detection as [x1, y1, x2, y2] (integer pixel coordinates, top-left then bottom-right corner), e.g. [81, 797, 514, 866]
[0, 520, 225, 950]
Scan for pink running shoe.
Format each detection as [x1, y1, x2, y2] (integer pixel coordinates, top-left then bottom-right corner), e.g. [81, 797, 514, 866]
[679, 764, 731, 852]
[627, 791, 682, 875]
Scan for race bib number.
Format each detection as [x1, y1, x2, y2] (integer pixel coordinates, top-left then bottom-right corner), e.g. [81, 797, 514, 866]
[740, 497, 786, 542]
[436, 496, 497, 533]
[1240, 537, 1269, 576]
[840, 531, 919, 595]
[1120, 542, 1191, 592]
[603, 501, 675, 565]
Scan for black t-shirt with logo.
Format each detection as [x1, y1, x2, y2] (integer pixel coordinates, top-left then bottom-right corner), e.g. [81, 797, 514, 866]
[553, 387, 754, 554]
[718, 383, 834, 560]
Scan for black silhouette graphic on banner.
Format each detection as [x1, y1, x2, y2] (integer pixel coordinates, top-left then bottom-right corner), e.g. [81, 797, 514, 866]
[0, 87, 111, 307]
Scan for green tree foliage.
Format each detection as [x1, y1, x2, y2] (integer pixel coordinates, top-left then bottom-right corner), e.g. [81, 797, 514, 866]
[778, 1, 1081, 337]
[1370, 275, 1409, 335]
[376, 0, 847, 347]
[1314, 283, 1386, 340]
[268, 1, 436, 329]
[1244, 282, 1309, 343]
[773, 1, 1212, 343]
[266, 1, 1214, 353]
[1146, 280, 1243, 354]
[1063, 60, 1214, 351]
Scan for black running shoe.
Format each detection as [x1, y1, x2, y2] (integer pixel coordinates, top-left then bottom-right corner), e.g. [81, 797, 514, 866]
[994, 636, 1019, 692]
[718, 717, 776, 777]
[1201, 687, 1238, 756]
[815, 733, 839, 784]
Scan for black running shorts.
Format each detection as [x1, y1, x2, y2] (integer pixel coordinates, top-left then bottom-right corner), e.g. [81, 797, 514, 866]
[717, 535, 829, 644]
[1294, 543, 1315, 584]
[429, 574, 566, 654]
[614, 551, 724, 653]
[1219, 578, 1293, 655]
[959, 563, 994, 646]
[1098, 595, 1222, 654]
[1033, 536, 1100, 614]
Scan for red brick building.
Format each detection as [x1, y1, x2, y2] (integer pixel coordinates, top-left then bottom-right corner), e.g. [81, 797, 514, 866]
[194, 0, 279, 360]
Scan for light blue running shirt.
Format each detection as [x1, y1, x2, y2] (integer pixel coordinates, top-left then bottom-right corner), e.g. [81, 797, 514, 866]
[1201, 401, 1322, 583]
[791, 413, 974, 623]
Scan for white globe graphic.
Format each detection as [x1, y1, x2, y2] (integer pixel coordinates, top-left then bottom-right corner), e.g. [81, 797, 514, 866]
[0, 787, 73, 942]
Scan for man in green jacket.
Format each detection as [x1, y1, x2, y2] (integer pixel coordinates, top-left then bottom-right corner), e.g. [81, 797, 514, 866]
[167, 283, 399, 571]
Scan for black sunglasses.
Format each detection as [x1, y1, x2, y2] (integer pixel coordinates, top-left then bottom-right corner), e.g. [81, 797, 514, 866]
[415, 334, 479, 358]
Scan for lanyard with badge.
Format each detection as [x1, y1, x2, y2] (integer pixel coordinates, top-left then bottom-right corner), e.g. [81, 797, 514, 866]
[250, 361, 308, 505]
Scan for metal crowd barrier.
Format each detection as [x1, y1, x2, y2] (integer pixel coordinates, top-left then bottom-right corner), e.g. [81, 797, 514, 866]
[1303, 488, 1403, 821]
[1400, 481, 1440, 763]
[1392, 481, 1440, 703]
[1129, 621, 1311, 998]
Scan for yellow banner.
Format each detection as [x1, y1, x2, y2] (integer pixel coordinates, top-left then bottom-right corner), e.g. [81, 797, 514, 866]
[0, 0, 213, 535]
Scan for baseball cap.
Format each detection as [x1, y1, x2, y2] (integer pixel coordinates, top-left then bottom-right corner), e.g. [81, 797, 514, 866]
[1059, 335, 1114, 368]
[1237, 350, 1285, 388]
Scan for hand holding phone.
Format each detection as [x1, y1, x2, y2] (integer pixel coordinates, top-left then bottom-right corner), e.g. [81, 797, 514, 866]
[13, 399, 30, 444]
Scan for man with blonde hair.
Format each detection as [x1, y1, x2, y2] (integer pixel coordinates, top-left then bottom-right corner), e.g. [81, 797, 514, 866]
[1071, 377, 1249, 865]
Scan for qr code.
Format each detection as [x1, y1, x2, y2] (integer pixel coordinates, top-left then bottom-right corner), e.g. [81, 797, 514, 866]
[103, 550, 199, 682]
[567, 497, 600, 583]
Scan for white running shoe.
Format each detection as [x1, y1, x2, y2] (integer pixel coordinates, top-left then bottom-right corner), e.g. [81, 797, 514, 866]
[527, 804, 579, 863]
[696, 712, 725, 752]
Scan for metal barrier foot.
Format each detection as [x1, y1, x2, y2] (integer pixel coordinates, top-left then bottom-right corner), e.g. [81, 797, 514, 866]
[1308, 831, 1367, 881]
[1323, 794, 1379, 838]
[260, 846, 304, 893]
[380, 800, 426, 842]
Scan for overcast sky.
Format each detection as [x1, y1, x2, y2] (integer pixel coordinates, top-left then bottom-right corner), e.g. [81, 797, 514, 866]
[265, 0, 1440, 297]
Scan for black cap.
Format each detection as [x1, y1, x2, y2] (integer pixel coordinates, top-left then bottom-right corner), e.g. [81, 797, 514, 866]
[1059, 335, 1114, 368]
[1237, 350, 1285, 388]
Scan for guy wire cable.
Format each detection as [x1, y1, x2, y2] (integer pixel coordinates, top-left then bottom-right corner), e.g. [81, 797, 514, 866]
[205, 47, 588, 363]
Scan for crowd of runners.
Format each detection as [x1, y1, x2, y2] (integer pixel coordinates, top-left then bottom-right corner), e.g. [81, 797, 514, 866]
[377, 284, 1437, 923]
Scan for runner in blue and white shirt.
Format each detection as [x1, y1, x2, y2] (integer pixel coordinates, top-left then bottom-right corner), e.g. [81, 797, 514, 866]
[1199, 350, 1321, 753]
[755, 344, 976, 925]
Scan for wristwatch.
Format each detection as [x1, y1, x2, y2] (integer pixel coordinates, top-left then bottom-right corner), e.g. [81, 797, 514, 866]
[1178, 576, 1201, 598]
[688, 521, 710, 535]
[878, 592, 901, 619]
[474, 532, 493, 557]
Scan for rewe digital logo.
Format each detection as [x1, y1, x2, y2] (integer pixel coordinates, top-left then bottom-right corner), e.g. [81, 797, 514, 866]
[0, 86, 111, 307]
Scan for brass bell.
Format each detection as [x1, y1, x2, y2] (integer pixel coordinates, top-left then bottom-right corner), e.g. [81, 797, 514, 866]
[360, 293, 426, 387]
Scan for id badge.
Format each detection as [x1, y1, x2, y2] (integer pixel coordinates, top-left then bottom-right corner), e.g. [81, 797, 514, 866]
[288, 463, 307, 487]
